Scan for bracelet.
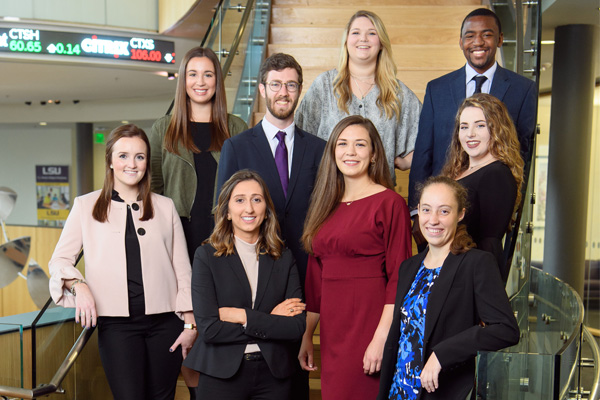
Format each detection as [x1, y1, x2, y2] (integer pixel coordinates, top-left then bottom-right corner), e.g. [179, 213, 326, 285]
[70, 279, 86, 296]
[183, 323, 197, 330]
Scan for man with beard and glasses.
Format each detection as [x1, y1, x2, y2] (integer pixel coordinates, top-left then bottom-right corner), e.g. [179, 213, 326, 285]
[217, 53, 325, 400]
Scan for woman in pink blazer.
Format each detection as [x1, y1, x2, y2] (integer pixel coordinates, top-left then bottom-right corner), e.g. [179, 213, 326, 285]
[49, 124, 196, 400]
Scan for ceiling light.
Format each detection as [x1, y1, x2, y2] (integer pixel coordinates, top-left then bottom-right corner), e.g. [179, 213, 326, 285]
[3, 16, 20, 21]
[121, 120, 129, 124]
[48, 100, 53, 104]
[25, 101, 32, 106]
[40, 101, 46, 106]
[167, 72, 176, 80]
[54, 100, 61, 105]
[541, 40, 555, 45]
[39, 122, 47, 126]
[73, 100, 80, 104]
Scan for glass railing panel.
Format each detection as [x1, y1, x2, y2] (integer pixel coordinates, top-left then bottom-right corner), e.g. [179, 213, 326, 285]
[32, 306, 110, 399]
[0, 323, 24, 390]
[33, 306, 75, 395]
[478, 267, 584, 399]
[477, 351, 555, 399]
[232, 0, 270, 123]
[222, 0, 254, 113]
[204, 0, 249, 63]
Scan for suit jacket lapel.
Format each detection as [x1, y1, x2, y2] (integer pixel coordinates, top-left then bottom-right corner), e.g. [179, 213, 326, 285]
[451, 67, 467, 109]
[227, 253, 253, 304]
[286, 127, 306, 206]
[490, 66, 509, 101]
[423, 252, 465, 343]
[254, 253, 274, 309]
[252, 124, 287, 203]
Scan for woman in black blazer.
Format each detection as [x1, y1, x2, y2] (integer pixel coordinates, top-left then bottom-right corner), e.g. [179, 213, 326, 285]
[183, 169, 306, 399]
[378, 176, 519, 400]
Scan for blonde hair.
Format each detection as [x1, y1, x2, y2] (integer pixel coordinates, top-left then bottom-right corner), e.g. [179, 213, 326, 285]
[441, 93, 524, 218]
[333, 10, 401, 119]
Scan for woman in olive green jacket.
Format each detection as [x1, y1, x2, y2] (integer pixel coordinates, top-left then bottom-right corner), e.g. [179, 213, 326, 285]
[149, 47, 247, 400]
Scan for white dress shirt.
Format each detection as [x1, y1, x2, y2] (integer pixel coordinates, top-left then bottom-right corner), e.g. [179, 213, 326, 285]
[261, 118, 295, 177]
[465, 62, 497, 97]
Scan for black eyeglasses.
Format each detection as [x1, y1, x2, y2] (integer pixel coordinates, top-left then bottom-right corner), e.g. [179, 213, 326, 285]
[265, 81, 300, 92]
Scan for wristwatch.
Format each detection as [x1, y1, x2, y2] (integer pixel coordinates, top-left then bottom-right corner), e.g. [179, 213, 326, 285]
[70, 279, 86, 296]
[183, 323, 197, 330]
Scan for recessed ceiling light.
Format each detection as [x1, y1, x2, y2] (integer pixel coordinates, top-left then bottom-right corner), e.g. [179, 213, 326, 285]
[121, 120, 129, 124]
[39, 122, 47, 126]
[541, 40, 555, 45]
[3, 16, 20, 21]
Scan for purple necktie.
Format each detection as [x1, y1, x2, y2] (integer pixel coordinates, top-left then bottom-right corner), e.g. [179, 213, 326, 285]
[275, 131, 289, 197]
[473, 75, 487, 94]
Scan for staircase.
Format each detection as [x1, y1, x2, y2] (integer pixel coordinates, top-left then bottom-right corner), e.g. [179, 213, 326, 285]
[260, 0, 481, 201]
[259, 1, 482, 398]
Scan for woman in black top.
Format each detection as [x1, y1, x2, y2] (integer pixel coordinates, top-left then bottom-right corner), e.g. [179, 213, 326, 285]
[441, 93, 524, 282]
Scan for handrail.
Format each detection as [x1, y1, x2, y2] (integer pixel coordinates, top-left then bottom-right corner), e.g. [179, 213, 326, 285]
[200, 0, 227, 47]
[0, 326, 96, 399]
[221, 0, 256, 78]
[583, 326, 600, 400]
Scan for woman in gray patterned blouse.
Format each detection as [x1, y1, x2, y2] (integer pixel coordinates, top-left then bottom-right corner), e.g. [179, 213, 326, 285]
[295, 10, 422, 182]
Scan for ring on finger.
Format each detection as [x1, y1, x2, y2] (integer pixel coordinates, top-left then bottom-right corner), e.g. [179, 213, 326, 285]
[289, 308, 294, 313]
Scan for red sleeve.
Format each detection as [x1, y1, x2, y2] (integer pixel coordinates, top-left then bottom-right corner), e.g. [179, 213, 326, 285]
[305, 254, 323, 313]
[382, 194, 413, 304]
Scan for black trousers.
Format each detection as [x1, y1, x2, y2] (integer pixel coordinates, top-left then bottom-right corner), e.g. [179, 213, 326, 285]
[289, 342, 309, 400]
[196, 354, 291, 400]
[97, 311, 183, 400]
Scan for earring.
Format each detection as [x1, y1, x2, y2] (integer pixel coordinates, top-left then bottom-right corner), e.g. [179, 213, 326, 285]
[110, 165, 113, 169]
[371, 158, 375, 164]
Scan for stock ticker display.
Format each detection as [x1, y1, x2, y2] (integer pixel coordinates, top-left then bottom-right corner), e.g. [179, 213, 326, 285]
[0, 27, 176, 64]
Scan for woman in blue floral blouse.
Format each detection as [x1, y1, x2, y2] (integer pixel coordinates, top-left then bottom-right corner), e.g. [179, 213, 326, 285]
[378, 176, 519, 400]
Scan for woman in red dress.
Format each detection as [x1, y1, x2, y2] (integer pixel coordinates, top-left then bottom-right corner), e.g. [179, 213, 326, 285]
[299, 115, 412, 399]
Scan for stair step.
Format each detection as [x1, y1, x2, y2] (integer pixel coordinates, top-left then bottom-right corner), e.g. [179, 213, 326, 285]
[270, 25, 460, 45]
[268, 44, 464, 71]
[272, 5, 480, 26]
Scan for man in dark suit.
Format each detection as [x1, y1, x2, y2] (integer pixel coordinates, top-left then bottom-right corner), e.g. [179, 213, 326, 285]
[218, 53, 325, 290]
[217, 53, 325, 400]
[408, 8, 537, 210]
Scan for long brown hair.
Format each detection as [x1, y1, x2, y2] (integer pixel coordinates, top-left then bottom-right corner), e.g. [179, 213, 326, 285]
[208, 170, 284, 258]
[333, 10, 401, 119]
[164, 47, 229, 154]
[441, 93, 524, 214]
[302, 115, 392, 254]
[416, 176, 475, 255]
[93, 124, 154, 222]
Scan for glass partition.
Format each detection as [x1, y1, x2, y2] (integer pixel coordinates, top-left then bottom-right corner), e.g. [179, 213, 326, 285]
[200, 0, 270, 123]
[477, 267, 585, 399]
[0, 323, 24, 390]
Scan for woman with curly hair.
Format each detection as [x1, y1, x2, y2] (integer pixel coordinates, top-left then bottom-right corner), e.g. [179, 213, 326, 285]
[295, 10, 421, 181]
[441, 93, 524, 282]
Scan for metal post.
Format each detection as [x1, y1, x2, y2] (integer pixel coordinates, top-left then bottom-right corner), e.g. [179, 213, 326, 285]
[75, 123, 94, 196]
[543, 24, 599, 296]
